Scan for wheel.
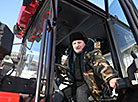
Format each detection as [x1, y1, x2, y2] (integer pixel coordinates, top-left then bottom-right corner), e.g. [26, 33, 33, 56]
[55, 64, 75, 86]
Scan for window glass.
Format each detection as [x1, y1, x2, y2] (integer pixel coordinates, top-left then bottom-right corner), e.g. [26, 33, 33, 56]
[109, 0, 128, 25]
[88, 0, 105, 10]
[133, 0, 138, 9]
[109, 0, 138, 26]
[113, 22, 137, 69]
[109, 0, 138, 71]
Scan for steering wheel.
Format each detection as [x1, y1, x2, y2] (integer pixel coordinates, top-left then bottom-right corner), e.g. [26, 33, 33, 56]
[55, 63, 75, 86]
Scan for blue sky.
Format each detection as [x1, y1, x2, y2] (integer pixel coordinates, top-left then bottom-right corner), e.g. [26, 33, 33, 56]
[0, 0, 23, 32]
[0, 0, 23, 51]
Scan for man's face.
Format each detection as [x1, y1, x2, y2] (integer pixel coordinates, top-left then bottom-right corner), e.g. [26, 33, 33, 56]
[72, 40, 85, 54]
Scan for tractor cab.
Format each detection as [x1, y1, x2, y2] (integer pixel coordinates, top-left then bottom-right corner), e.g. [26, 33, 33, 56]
[0, 0, 138, 102]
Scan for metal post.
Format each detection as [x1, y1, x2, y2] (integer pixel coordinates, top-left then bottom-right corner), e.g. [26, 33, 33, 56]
[104, 0, 109, 18]
[35, 19, 48, 102]
[45, 21, 56, 102]
[16, 41, 26, 76]
[42, 25, 50, 79]
[45, 0, 58, 102]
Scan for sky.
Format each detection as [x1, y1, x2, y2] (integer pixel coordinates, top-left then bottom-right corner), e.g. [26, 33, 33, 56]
[0, 1, 23, 31]
[0, 0, 23, 51]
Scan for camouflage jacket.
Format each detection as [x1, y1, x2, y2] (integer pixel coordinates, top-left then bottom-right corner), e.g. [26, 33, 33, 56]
[64, 38, 118, 101]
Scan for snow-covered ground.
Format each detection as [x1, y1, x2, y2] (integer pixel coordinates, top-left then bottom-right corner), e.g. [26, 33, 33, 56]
[20, 70, 37, 79]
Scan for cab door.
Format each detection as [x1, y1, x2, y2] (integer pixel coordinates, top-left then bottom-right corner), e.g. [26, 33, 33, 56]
[105, 0, 138, 77]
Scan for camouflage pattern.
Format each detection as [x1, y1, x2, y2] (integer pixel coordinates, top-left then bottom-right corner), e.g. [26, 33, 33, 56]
[83, 48, 118, 101]
[83, 70, 103, 101]
[84, 48, 118, 83]
[64, 39, 118, 101]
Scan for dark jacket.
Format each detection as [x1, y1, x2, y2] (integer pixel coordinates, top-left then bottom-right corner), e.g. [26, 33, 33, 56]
[65, 38, 118, 101]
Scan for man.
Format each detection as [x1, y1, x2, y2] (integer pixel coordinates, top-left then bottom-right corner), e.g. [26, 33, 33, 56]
[63, 32, 119, 102]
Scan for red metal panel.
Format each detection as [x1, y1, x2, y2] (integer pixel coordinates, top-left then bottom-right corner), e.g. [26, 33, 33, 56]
[15, 1, 38, 39]
[0, 91, 20, 102]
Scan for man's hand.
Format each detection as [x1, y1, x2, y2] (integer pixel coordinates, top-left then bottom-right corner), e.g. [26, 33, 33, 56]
[109, 78, 120, 89]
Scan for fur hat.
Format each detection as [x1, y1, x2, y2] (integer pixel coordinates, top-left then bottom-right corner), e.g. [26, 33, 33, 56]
[69, 32, 88, 44]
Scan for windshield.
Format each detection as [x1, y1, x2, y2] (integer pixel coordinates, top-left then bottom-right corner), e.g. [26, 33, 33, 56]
[88, 0, 105, 10]
[133, 0, 138, 8]
[88, 0, 138, 26]
[109, 0, 138, 25]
